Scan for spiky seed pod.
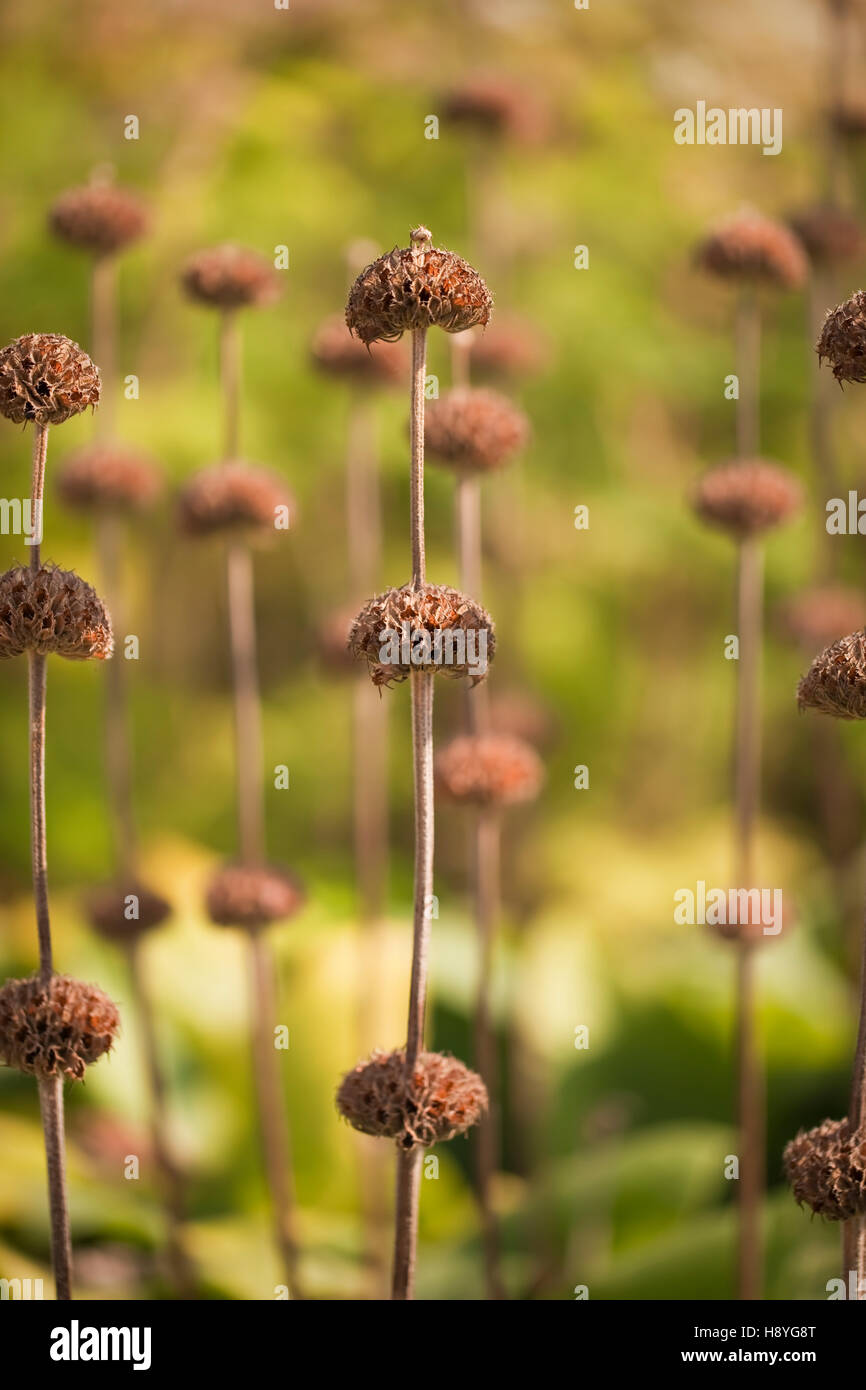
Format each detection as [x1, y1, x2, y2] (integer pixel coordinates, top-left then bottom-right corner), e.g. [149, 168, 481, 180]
[49, 184, 148, 256]
[346, 229, 493, 345]
[349, 582, 495, 687]
[0, 975, 120, 1081]
[206, 863, 305, 931]
[462, 318, 549, 382]
[694, 212, 808, 290]
[56, 443, 162, 514]
[181, 244, 280, 311]
[310, 314, 407, 386]
[441, 78, 549, 144]
[787, 205, 865, 267]
[424, 388, 529, 474]
[780, 587, 866, 652]
[691, 460, 803, 538]
[86, 884, 171, 943]
[177, 462, 293, 540]
[316, 605, 356, 676]
[336, 1049, 488, 1149]
[817, 290, 866, 383]
[783, 1118, 866, 1220]
[0, 565, 113, 661]
[797, 628, 866, 719]
[435, 733, 544, 807]
[0, 333, 100, 426]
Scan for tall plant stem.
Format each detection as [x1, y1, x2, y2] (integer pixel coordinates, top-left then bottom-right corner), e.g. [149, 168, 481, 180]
[410, 327, 428, 587]
[455, 473, 489, 736]
[97, 515, 137, 880]
[91, 257, 117, 439]
[226, 542, 266, 866]
[475, 810, 505, 1298]
[392, 1145, 422, 1300]
[405, 671, 435, 1072]
[842, 886, 866, 1296]
[30, 423, 48, 573]
[735, 291, 761, 460]
[807, 272, 840, 580]
[38, 1076, 72, 1300]
[29, 652, 51, 984]
[734, 535, 764, 1301]
[220, 311, 241, 459]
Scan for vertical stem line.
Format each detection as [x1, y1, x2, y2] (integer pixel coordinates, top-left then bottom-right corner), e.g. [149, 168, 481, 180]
[735, 291, 761, 460]
[410, 327, 427, 587]
[29, 652, 51, 982]
[226, 541, 265, 867]
[392, 1145, 422, 1301]
[91, 257, 117, 439]
[98, 515, 137, 881]
[220, 311, 241, 460]
[30, 423, 48, 573]
[475, 810, 505, 1299]
[405, 671, 435, 1070]
[38, 1076, 72, 1301]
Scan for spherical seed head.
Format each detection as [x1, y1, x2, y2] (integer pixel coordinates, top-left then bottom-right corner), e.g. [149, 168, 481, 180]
[349, 583, 495, 687]
[178, 463, 293, 540]
[0, 333, 100, 426]
[310, 314, 407, 386]
[336, 1049, 488, 1148]
[691, 460, 803, 538]
[425, 388, 529, 474]
[781, 587, 866, 651]
[783, 1118, 866, 1221]
[87, 883, 171, 943]
[788, 204, 865, 267]
[0, 565, 113, 661]
[206, 863, 305, 931]
[345, 231, 493, 345]
[56, 443, 162, 514]
[441, 77, 549, 144]
[181, 244, 280, 311]
[462, 317, 549, 382]
[694, 212, 808, 290]
[0, 974, 119, 1081]
[817, 290, 866, 383]
[49, 183, 148, 256]
[436, 734, 544, 807]
[797, 628, 866, 719]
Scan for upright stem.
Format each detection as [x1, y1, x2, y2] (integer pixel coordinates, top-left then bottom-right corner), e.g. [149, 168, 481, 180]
[405, 671, 435, 1070]
[808, 272, 840, 580]
[475, 810, 505, 1299]
[392, 1146, 422, 1300]
[843, 896, 866, 1296]
[456, 474, 489, 736]
[29, 653, 51, 982]
[30, 423, 48, 572]
[220, 311, 241, 459]
[97, 515, 137, 880]
[410, 327, 428, 587]
[91, 257, 117, 439]
[38, 1076, 72, 1300]
[226, 542, 265, 866]
[735, 291, 761, 460]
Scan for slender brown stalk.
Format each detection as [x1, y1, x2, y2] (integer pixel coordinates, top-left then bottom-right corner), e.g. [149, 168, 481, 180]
[735, 290, 761, 460]
[226, 542, 266, 866]
[29, 653, 51, 983]
[474, 810, 505, 1299]
[91, 257, 116, 439]
[392, 1146, 422, 1300]
[38, 1076, 72, 1300]
[30, 423, 48, 573]
[97, 516, 137, 880]
[220, 311, 241, 459]
[843, 896, 866, 1296]
[409, 327, 427, 588]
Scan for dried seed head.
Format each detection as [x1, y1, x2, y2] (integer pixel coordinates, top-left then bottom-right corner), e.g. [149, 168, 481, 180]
[49, 183, 148, 256]
[788, 205, 865, 267]
[311, 314, 407, 386]
[816, 290, 866, 383]
[0, 565, 113, 661]
[460, 317, 549, 382]
[425, 388, 529, 474]
[316, 605, 356, 677]
[56, 443, 162, 514]
[87, 883, 171, 943]
[783, 1118, 866, 1220]
[694, 212, 808, 290]
[336, 1049, 488, 1148]
[781, 587, 866, 652]
[0, 974, 119, 1081]
[489, 690, 557, 748]
[691, 460, 803, 538]
[346, 228, 493, 345]
[206, 863, 305, 931]
[178, 463, 293, 540]
[831, 102, 866, 138]
[349, 582, 495, 687]
[705, 888, 793, 945]
[436, 733, 544, 807]
[0, 333, 100, 427]
[441, 77, 549, 144]
[181, 244, 280, 311]
[797, 628, 866, 719]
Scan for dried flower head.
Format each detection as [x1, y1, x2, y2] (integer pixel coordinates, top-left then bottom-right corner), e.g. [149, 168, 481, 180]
[181, 244, 280, 311]
[49, 183, 148, 256]
[0, 565, 113, 661]
[788, 205, 865, 267]
[346, 227, 493, 345]
[436, 733, 544, 807]
[206, 863, 305, 931]
[87, 883, 171, 943]
[56, 443, 162, 514]
[441, 77, 549, 144]
[178, 463, 293, 539]
[316, 605, 356, 677]
[460, 317, 549, 382]
[783, 1117, 866, 1220]
[0, 974, 119, 1081]
[489, 691, 557, 748]
[425, 388, 529, 474]
[349, 582, 495, 687]
[0, 333, 100, 427]
[336, 1049, 488, 1149]
[797, 628, 866, 719]
[691, 460, 803, 538]
[780, 587, 866, 652]
[817, 290, 866, 383]
[831, 102, 866, 138]
[694, 212, 808, 290]
[311, 314, 407, 386]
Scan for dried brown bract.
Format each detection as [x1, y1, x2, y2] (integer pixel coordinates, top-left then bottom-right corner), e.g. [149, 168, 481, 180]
[425, 388, 529, 474]
[695, 212, 808, 290]
[336, 1049, 488, 1148]
[436, 733, 544, 807]
[692, 460, 803, 538]
[206, 863, 305, 931]
[0, 565, 113, 661]
[346, 228, 492, 345]
[49, 184, 148, 256]
[311, 314, 406, 386]
[0, 334, 100, 426]
[57, 444, 162, 514]
[181, 244, 280, 311]
[87, 884, 171, 943]
[0, 974, 120, 1081]
[817, 290, 866, 383]
[797, 628, 866, 719]
[178, 463, 293, 539]
[784, 1118, 866, 1220]
[349, 582, 495, 686]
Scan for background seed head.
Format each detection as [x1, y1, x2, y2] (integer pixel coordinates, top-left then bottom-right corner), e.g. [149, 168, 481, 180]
[441, 77, 549, 144]
[87, 883, 171, 943]
[178, 462, 293, 540]
[181, 244, 281, 311]
[0, 565, 113, 661]
[0, 333, 100, 427]
[817, 290, 866, 383]
[349, 582, 495, 686]
[780, 587, 866, 652]
[797, 628, 866, 719]
[459, 316, 550, 382]
[787, 204, 865, 267]
[0, 974, 120, 1081]
[316, 604, 357, 678]
[691, 460, 803, 538]
[425, 387, 529, 473]
[336, 1049, 488, 1148]
[49, 183, 148, 256]
[310, 314, 407, 386]
[783, 1118, 866, 1220]
[436, 733, 544, 807]
[345, 230, 493, 345]
[206, 863, 305, 931]
[694, 211, 808, 290]
[57, 443, 162, 514]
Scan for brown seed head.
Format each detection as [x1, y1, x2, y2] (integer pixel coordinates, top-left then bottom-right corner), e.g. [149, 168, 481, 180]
[311, 314, 407, 386]
[49, 184, 148, 256]
[788, 205, 865, 267]
[349, 582, 495, 687]
[705, 888, 793, 945]
[0, 565, 113, 661]
[461, 317, 549, 382]
[0, 974, 119, 1081]
[87, 883, 171, 943]
[425, 388, 529, 474]
[56, 443, 162, 514]
[346, 229, 492, 345]
[797, 628, 866, 719]
[691, 460, 803, 538]
[0, 333, 100, 426]
[181, 244, 281, 311]
[780, 587, 866, 652]
[436, 734, 544, 807]
[489, 690, 558, 748]
[694, 212, 808, 290]
[206, 863, 305, 931]
[441, 77, 549, 144]
[336, 1049, 488, 1148]
[817, 290, 866, 383]
[316, 605, 356, 677]
[178, 463, 293, 540]
[784, 1118, 866, 1221]
[831, 102, 866, 138]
